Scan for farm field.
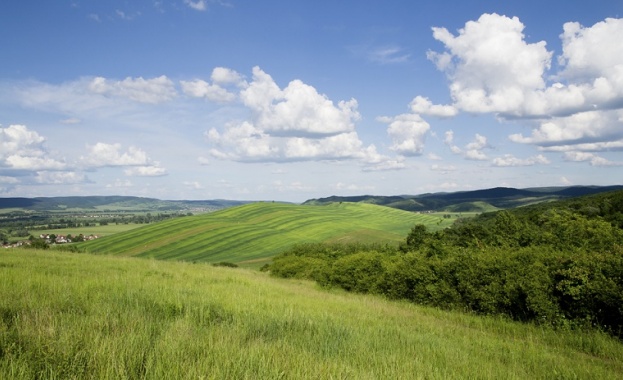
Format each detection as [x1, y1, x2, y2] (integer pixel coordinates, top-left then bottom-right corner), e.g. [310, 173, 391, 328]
[1, 249, 621, 379]
[80, 202, 455, 266]
[29, 223, 144, 239]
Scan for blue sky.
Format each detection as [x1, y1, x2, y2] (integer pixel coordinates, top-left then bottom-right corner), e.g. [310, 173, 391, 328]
[1, 1, 622, 202]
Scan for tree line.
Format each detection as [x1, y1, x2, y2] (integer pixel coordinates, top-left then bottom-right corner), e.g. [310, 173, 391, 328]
[266, 190, 623, 338]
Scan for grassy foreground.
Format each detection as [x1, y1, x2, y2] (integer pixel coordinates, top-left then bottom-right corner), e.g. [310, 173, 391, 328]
[2, 250, 622, 379]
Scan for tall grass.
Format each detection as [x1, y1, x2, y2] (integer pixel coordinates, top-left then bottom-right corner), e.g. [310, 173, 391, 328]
[2, 249, 622, 379]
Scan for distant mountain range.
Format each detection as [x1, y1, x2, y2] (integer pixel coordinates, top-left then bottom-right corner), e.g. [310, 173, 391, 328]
[303, 185, 623, 212]
[1, 185, 622, 213]
[0, 196, 249, 212]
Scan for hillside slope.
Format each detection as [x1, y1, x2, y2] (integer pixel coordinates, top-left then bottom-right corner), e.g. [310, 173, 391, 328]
[80, 202, 446, 265]
[3, 250, 622, 378]
[304, 185, 623, 211]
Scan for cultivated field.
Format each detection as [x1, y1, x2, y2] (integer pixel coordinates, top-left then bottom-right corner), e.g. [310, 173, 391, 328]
[29, 223, 144, 238]
[1, 250, 622, 379]
[80, 202, 454, 266]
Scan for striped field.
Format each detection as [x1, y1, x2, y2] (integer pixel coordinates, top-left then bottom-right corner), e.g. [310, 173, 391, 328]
[80, 202, 451, 266]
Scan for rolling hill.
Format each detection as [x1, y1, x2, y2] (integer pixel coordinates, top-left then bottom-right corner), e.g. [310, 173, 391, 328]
[303, 185, 623, 211]
[80, 201, 450, 266]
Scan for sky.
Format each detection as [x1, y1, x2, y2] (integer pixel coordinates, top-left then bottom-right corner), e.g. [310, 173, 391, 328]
[1, 1, 622, 202]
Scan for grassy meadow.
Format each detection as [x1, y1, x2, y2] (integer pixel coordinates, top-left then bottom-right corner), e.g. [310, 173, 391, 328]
[80, 202, 455, 267]
[2, 249, 623, 379]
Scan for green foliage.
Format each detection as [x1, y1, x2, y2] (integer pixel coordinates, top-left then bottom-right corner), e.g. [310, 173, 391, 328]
[211, 262, 239, 268]
[27, 238, 49, 250]
[269, 190, 623, 338]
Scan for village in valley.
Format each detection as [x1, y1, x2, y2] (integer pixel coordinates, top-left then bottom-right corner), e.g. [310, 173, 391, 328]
[2, 233, 100, 249]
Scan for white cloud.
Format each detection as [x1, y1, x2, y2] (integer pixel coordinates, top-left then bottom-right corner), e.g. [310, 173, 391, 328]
[211, 67, 245, 86]
[35, 171, 88, 184]
[558, 18, 623, 84]
[492, 154, 550, 167]
[206, 121, 278, 161]
[428, 13, 551, 115]
[423, 14, 623, 153]
[368, 46, 411, 64]
[509, 110, 623, 146]
[537, 139, 623, 152]
[0, 124, 66, 170]
[185, 0, 207, 11]
[181, 79, 236, 102]
[241, 67, 360, 136]
[204, 67, 401, 171]
[124, 166, 168, 177]
[563, 151, 622, 166]
[89, 76, 176, 104]
[444, 131, 491, 161]
[410, 96, 457, 118]
[82, 142, 151, 167]
[381, 113, 430, 156]
[362, 158, 406, 172]
[5, 155, 66, 170]
[0, 176, 19, 184]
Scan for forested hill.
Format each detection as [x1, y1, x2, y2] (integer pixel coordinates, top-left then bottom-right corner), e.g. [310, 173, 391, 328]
[303, 185, 623, 212]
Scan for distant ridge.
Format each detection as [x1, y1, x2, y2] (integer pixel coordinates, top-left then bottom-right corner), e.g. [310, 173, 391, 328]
[2, 185, 621, 213]
[0, 196, 250, 212]
[303, 185, 623, 212]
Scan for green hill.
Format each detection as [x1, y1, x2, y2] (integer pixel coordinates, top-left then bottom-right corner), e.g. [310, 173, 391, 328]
[80, 202, 449, 266]
[304, 185, 623, 211]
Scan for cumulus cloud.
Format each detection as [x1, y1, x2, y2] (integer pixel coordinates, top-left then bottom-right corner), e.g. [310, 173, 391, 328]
[211, 67, 246, 86]
[82, 143, 151, 167]
[181, 67, 244, 103]
[558, 18, 623, 85]
[241, 67, 360, 137]
[563, 151, 622, 166]
[509, 110, 623, 146]
[410, 96, 457, 118]
[422, 14, 623, 153]
[0, 124, 66, 171]
[81, 143, 167, 176]
[379, 113, 430, 156]
[181, 79, 236, 102]
[443, 130, 491, 160]
[204, 67, 399, 170]
[428, 13, 551, 116]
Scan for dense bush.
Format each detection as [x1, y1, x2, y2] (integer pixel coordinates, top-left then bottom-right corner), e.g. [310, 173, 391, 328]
[269, 190, 623, 338]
